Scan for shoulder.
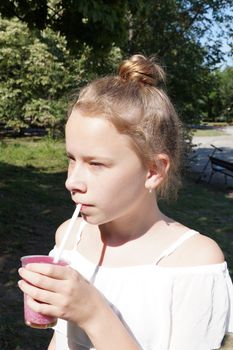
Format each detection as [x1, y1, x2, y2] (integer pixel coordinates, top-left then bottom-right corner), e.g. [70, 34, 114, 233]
[55, 217, 83, 249]
[160, 227, 225, 267]
[188, 233, 225, 265]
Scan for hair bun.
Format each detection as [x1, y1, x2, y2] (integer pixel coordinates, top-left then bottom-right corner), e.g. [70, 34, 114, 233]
[118, 54, 166, 87]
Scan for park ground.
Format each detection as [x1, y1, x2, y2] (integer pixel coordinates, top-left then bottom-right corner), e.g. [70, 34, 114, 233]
[0, 129, 233, 349]
[190, 126, 233, 187]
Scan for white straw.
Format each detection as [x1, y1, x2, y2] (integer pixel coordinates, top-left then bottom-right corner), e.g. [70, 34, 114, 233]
[53, 204, 82, 263]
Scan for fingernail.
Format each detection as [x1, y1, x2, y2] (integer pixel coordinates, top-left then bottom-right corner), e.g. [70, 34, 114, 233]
[18, 280, 22, 287]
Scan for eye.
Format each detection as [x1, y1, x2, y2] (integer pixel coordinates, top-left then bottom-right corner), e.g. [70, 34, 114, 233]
[67, 156, 76, 166]
[89, 162, 104, 167]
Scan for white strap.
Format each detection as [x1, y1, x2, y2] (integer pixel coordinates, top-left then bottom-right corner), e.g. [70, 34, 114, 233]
[155, 230, 199, 265]
[72, 220, 87, 250]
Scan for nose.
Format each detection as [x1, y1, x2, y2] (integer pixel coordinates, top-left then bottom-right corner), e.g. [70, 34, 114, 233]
[65, 165, 87, 194]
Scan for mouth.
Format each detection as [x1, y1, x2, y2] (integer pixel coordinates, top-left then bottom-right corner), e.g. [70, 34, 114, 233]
[80, 204, 91, 209]
[70, 194, 94, 210]
[74, 202, 93, 210]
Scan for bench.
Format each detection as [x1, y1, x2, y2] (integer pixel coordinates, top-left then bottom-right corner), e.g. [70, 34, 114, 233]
[208, 156, 233, 185]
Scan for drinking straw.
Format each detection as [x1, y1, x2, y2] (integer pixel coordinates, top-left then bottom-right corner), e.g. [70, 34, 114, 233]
[53, 204, 82, 263]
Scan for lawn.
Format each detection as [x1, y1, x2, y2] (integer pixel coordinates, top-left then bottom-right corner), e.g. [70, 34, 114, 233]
[0, 137, 233, 349]
[0, 137, 73, 350]
[191, 128, 226, 137]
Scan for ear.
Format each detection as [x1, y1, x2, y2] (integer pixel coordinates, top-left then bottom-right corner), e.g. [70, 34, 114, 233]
[145, 154, 170, 190]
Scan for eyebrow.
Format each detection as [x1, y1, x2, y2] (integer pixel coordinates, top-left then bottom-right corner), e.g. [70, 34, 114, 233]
[66, 152, 113, 162]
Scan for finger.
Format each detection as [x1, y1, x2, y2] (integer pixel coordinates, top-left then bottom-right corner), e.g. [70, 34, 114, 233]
[25, 295, 60, 318]
[23, 263, 70, 280]
[18, 268, 64, 292]
[18, 279, 61, 307]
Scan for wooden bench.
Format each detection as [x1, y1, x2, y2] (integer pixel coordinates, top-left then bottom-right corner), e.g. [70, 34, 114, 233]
[208, 156, 233, 185]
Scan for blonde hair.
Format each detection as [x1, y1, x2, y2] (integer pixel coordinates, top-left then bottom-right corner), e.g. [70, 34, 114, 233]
[69, 54, 183, 200]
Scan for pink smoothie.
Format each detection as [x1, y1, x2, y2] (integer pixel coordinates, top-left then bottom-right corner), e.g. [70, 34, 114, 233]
[21, 255, 67, 329]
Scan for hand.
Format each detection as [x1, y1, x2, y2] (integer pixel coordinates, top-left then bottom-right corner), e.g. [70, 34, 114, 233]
[18, 263, 102, 327]
[18, 264, 142, 350]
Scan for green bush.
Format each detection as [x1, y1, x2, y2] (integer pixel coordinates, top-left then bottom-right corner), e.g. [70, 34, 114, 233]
[0, 19, 81, 135]
[0, 17, 123, 136]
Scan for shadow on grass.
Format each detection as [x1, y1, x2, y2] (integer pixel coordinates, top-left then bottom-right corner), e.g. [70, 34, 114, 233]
[159, 176, 233, 277]
[0, 162, 73, 350]
[189, 146, 233, 187]
[189, 147, 233, 188]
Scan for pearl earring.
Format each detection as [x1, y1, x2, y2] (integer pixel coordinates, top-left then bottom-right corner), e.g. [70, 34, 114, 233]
[149, 188, 153, 194]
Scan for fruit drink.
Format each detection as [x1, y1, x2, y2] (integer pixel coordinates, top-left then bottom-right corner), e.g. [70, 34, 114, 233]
[21, 255, 67, 329]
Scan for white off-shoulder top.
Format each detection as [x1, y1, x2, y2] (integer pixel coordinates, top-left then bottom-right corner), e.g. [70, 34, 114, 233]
[49, 227, 233, 350]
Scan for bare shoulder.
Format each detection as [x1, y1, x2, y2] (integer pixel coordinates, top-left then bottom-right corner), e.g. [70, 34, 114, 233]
[55, 217, 83, 249]
[191, 233, 225, 265]
[160, 227, 225, 267]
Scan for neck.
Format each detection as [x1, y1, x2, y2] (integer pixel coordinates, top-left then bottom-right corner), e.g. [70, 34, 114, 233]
[99, 197, 165, 246]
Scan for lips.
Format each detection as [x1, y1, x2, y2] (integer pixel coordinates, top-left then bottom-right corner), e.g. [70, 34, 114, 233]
[71, 197, 91, 206]
[80, 204, 91, 209]
[74, 202, 93, 209]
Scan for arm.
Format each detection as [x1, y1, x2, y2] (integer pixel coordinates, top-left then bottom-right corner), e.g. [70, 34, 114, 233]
[81, 293, 141, 350]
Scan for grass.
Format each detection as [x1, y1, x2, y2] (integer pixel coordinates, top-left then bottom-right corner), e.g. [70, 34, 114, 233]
[0, 137, 233, 349]
[160, 179, 233, 274]
[0, 136, 67, 170]
[0, 137, 73, 350]
[192, 128, 226, 137]
[202, 122, 230, 127]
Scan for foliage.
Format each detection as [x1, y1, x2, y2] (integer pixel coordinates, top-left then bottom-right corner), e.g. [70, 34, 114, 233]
[217, 67, 233, 122]
[0, 18, 69, 133]
[0, 1, 232, 58]
[124, 0, 232, 123]
[0, 1, 232, 131]
[0, 0, 128, 54]
[0, 17, 123, 134]
[204, 67, 233, 122]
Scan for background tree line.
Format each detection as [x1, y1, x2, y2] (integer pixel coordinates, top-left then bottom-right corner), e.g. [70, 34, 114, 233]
[0, 0, 232, 136]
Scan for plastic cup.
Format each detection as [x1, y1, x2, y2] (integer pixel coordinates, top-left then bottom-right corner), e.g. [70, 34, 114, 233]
[20, 255, 67, 329]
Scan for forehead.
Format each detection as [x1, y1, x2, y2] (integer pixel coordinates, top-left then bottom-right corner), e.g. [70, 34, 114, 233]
[66, 109, 134, 156]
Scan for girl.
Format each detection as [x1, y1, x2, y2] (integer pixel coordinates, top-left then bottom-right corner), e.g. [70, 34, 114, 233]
[18, 54, 233, 350]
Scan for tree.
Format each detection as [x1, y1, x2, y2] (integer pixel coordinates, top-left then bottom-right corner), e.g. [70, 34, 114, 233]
[124, 0, 233, 123]
[0, 17, 81, 134]
[0, 1, 232, 58]
[0, 1, 232, 128]
[0, 0, 127, 54]
[218, 67, 233, 122]
[212, 67, 233, 122]
[0, 17, 123, 134]
[202, 67, 233, 123]
[0, 1, 232, 124]
[204, 73, 223, 122]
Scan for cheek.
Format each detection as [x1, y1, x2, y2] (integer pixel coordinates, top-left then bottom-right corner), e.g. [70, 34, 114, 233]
[67, 162, 74, 176]
[65, 166, 73, 189]
[97, 167, 147, 204]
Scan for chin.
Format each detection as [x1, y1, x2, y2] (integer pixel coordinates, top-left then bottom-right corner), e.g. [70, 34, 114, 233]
[81, 213, 106, 226]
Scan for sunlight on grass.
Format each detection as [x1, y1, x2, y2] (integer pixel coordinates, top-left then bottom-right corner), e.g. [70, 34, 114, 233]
[160, 179, 233, 274]
[192, 129, 225, 137]
[0, 137, 67, 171]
